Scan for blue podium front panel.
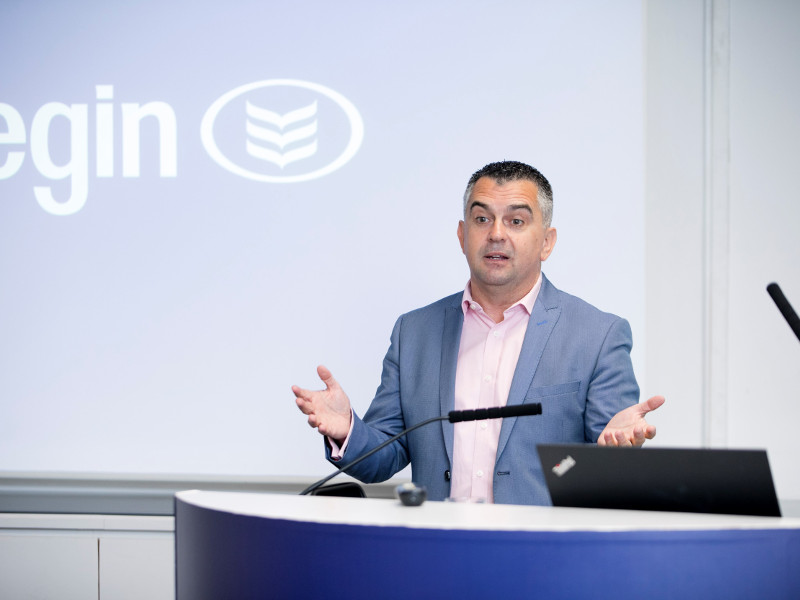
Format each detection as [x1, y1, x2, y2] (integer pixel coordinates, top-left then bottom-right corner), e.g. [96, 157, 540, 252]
[175, 492, 800, 600]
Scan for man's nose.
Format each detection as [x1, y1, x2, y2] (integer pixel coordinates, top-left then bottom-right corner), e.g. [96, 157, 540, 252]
[488, 220, 506, 241]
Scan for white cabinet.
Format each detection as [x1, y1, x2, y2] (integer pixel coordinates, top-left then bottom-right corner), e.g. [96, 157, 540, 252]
[0, 514, 174, 600]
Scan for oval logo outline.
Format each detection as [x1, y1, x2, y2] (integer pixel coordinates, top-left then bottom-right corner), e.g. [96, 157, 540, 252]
[201, 79, 364, 183]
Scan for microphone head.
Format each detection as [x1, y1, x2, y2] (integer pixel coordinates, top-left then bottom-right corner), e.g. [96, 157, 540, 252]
[396, 482, 427, 506]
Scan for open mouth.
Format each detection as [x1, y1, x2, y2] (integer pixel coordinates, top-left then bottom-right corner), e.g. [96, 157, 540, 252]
[485, 253, 509, 261]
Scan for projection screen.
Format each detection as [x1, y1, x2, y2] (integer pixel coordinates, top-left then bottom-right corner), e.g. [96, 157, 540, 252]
[0, 1, 644, 479]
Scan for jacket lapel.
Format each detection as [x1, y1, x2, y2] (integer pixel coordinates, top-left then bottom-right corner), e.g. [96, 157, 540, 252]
[495, 274, 561, 460]
[439, 301, 463, 466]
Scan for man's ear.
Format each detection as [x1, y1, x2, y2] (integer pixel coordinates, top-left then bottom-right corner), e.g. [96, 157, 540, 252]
[457, 220, 465, 254]
[540, 227, 557, 261]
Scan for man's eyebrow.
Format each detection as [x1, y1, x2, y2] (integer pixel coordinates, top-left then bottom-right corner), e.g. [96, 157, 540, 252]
[468, 201, 534, 214]
[506, 203, 534, 214]
[468, 200, 489, 213]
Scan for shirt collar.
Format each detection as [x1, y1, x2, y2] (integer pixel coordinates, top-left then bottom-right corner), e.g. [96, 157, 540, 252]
[461, 274, 543, 317]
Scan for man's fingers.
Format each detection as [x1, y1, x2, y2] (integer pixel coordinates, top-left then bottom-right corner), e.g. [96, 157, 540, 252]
[292, 385, 315, 408]
[293, 366, 352, 441]
[632, 427, 646, 446]
[292, 384, 323, 404]
[316, 365, 339, 390]
[296, 397, 312, 414]
[641, 395, 666, 414]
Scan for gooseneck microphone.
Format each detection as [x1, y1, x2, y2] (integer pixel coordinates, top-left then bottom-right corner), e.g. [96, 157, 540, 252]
[299, 402, 543, 496]
[767, 283, 800, 343]
[447, 403, 543, 423]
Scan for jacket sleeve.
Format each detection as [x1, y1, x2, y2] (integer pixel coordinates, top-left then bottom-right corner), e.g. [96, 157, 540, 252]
[583, 316, 640, 442]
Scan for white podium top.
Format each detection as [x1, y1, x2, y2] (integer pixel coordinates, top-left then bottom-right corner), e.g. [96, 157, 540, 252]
[176, 490, 800, 533]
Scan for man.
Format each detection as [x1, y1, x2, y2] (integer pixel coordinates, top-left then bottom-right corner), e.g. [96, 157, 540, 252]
[293, 161, 664, 505]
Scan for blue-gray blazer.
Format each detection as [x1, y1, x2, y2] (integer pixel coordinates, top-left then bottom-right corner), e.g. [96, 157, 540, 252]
[330, 274, 639, 505]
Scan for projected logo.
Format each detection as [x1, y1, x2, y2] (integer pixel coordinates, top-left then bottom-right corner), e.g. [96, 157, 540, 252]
[201, 80, 364, 183]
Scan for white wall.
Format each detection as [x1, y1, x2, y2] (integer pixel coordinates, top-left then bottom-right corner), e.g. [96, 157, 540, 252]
[645, 0, 800, 500]
[645, 0, 707, 448]
[727, 0, 800, 498]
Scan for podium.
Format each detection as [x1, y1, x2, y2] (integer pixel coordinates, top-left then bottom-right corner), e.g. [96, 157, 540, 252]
[175, 490, 800, 599]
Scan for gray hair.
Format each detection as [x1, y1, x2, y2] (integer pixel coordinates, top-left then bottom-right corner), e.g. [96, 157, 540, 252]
[462, 160, 553, 228]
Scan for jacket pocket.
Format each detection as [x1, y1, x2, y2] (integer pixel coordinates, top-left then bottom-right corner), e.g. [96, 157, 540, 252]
[524, 380, 583, 442]
[525, 380, 581, 399]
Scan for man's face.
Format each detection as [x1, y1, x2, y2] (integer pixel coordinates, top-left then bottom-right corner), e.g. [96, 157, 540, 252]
[457, 177, 557, 302]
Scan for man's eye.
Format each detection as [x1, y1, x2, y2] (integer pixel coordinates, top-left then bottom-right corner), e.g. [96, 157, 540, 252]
[511, 218, 524, 226]
[475, 216, 489, 223]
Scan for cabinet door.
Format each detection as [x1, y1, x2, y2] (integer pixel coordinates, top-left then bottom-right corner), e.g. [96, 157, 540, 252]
[99, 535, 175, 600]
[0, 534, 98, 599]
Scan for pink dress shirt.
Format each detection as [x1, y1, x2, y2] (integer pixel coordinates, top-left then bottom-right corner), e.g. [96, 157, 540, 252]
[450, 277, 541, 503]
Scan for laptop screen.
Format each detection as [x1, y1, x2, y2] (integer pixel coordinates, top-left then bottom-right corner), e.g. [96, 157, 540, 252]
[537, 444, 782, 517]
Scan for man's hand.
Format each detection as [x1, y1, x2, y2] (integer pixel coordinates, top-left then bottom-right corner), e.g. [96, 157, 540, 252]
[292, 365, 353, 443]
[598, 395, 665, 447]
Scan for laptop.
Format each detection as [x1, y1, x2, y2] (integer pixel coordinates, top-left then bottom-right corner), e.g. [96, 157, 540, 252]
[537, 444, 782, 517]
